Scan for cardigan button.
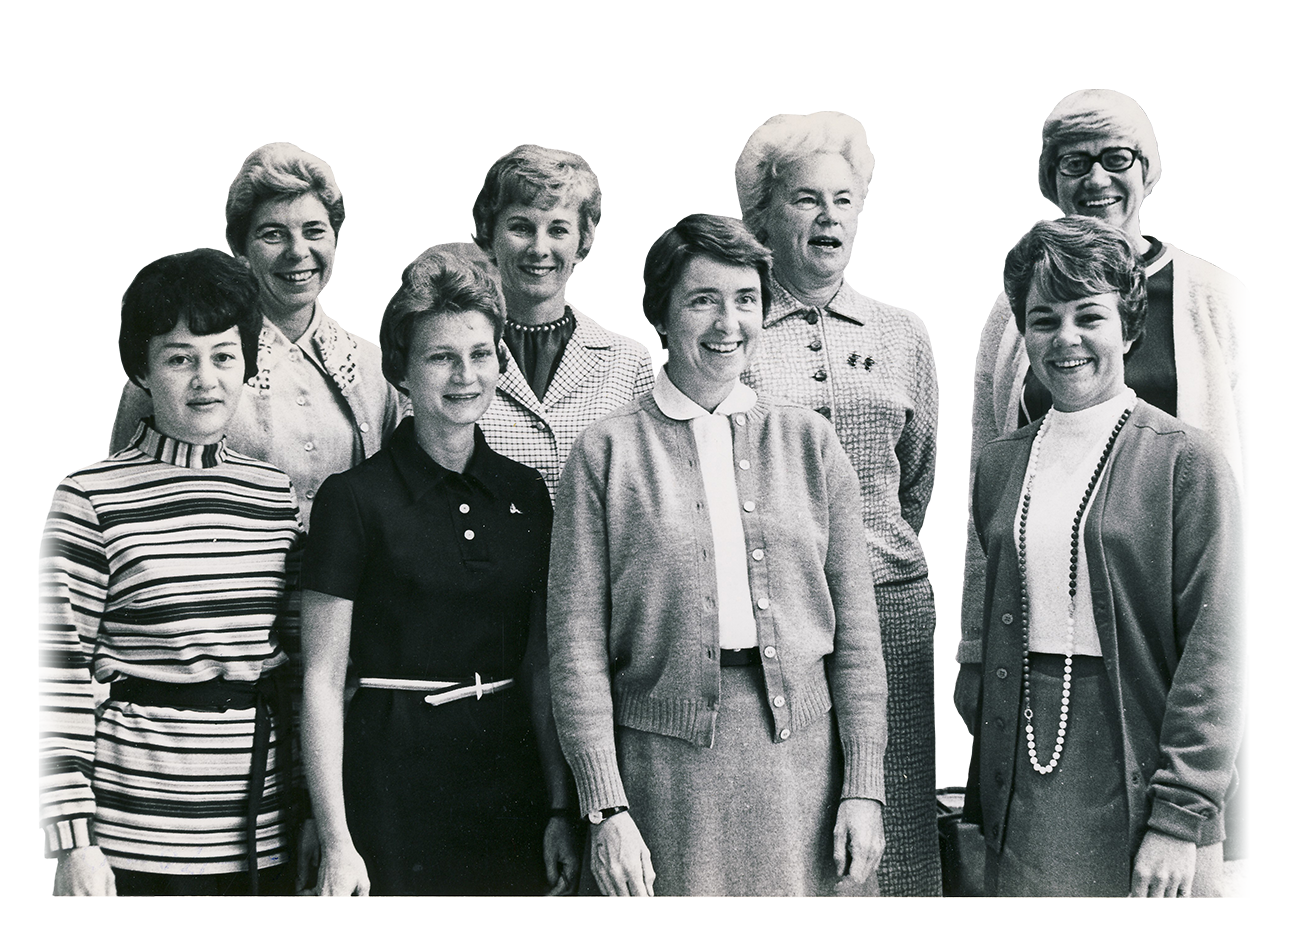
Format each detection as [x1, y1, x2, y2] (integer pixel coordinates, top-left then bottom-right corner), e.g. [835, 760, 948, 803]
[772, 695, 785, 708]
[813, 369, 828, 382]
[743, 500, 755, 512]
[303, 441, 315, 451]
[1001, 613, 1014, 624]
[752, 549, 764, 561]
[808, 339, 822, 352]
[459, 504, 470, 514]
[464, 530, 475, 540]
[763, 646, 776, 658]
[756, 598, 770, 610]
[779, 728, 791, 740]
[995, 668, 1008, 680]
[738, 459, 750, 470]
[359, 422, 370, 433]
[734, 414, 746, 426]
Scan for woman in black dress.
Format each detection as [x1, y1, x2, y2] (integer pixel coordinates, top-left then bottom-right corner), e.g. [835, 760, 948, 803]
[301, 249, 578, 895]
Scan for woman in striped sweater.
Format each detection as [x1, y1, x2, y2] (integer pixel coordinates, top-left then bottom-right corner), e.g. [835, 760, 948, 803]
[40, 249, 303, 895]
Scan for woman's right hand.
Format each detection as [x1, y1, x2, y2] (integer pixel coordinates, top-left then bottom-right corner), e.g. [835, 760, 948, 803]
[53, 846, 116, 896]
[589, 812, 655, 896]
[316, 841, 370, 896]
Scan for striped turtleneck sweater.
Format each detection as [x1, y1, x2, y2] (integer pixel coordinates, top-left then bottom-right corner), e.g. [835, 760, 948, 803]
[39, 420, 301, 874]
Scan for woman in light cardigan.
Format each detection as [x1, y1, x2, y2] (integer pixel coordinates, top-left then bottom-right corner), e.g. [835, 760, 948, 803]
[547, 214, 887, 896]
[956, 97, 1250, 862]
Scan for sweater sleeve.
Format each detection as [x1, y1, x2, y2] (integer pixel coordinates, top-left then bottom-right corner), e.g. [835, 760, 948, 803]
[545, 432, 629, 815]
[39, 478, 109, 853]
[959, 292, 1016, 664]
[821, 433, 889, 803]
[895, 320, 938, 535]
[1145, 436, 1244, 844]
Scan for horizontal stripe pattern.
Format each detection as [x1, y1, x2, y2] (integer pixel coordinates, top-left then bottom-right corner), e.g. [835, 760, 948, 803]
[40, 422, 301, 874]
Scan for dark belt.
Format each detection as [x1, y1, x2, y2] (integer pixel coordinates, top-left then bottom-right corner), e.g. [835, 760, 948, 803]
[719, 647, 762, 667]
[110, 670, 294, 894]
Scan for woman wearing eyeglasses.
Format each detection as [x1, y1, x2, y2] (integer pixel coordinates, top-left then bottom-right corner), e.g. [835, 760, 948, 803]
[956, 90, 1243, 744]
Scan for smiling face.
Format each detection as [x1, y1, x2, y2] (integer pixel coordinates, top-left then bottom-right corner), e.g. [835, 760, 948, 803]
[402, 310, 500, 435]
[242, 192, 336, 324]
[659, 255, 764, 411]
[762, 151, 862, 297]
[137, 323, 246, 444]
[1022, 285, 1132, 412]
[1053, 135, 1147, 239]
[490, 199, 583, 314]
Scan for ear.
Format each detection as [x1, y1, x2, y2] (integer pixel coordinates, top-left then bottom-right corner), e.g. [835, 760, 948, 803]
[1122, 338, 1134, 355]
[131, 373, 153, 396]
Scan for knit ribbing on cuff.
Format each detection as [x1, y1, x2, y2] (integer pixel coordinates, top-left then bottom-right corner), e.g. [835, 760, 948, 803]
[567, 745, 630, 817]
[839, 735, 887, 803]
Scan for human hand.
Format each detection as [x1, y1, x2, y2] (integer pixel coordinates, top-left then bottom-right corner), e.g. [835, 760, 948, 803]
[953, 663, 983, 731]
[53, 846, 116, 896]
[316, 840, 371, 896]
[1130, 830, 1197, 897]
[834, 798, 885, 891]
[295, 818, 321, 895]
[589, 811, 655, 896]
[543, 816, 581, 896]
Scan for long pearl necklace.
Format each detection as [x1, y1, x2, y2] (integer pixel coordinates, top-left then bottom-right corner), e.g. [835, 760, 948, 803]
[1017, 404, 1132, 775]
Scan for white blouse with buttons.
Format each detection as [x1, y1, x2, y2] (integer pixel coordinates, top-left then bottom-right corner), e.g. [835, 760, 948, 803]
[652, 368, 759, 651]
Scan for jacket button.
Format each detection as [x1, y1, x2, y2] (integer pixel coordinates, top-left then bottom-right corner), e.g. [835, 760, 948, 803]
[1131, 772, 1141, 785]
[1001, 613, 1014, 624]
[994, 716, 1007, 730]
[813, 369, 828, 382]
[991, 823, 1000, 837]
[808, 340, 822, 351]
[995, 668, 1008, 679]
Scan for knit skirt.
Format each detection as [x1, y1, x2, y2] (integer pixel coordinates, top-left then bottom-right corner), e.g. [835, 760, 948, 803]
[873, 577, 942, 896]
[601, 665, 876, 896]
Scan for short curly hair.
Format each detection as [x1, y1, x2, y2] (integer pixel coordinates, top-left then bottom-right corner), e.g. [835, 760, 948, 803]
[1003, 217, 1147, 344]
[225, 142, 345, 255]
[120, 248, 262, 389]
[380, 246, 509, 392]
[471, 144, 601, 260]
[1037, 89, 1161, 208]
[735, 111, 874, 244]
[642, 214, 773, 349]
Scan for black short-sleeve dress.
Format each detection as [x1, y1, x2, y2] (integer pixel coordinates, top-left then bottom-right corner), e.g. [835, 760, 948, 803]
[302, 417, 553, 895]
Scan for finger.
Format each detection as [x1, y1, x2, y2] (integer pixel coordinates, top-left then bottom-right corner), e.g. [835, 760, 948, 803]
[593, 854, 621, 896]
[848, 840, 877, 883]
[833, 825, 848, 877]
[640, 847, 657, 897]
[1129, 866, 1150, 897]
[357, 873, 370, 897]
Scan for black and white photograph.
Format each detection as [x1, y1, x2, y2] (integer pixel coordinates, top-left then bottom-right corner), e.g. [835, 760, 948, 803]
[5, 0, 1305, 927]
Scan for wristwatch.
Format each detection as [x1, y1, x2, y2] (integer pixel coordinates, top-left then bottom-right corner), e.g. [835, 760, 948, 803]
[587, 805, 628, 825]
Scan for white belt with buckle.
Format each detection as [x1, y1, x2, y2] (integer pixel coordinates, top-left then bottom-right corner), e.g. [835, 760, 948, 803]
[357, 673, 515, 706]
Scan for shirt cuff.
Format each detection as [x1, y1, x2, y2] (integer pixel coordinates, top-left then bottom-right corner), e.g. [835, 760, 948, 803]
[1146, 790, 1225, 846]
[567, 744, 630, 818]
[44, 817, 94, 856]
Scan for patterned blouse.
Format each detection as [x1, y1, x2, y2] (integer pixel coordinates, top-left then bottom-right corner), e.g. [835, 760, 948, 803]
[742, 276, 938, 584]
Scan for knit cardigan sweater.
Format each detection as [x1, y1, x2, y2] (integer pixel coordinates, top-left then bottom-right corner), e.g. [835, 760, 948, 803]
[967, 403, 1243, 850]
[959, 243, 1242, 662]
[546, 392, 888, 816]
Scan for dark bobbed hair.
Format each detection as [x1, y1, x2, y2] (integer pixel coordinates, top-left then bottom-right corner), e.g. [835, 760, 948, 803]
[225, 143, 345, 255]
[471, 144, 602, 260]
[119, 248, 262, 390]
[642, 214, 773, 349]
[1003, 217, 1147, 344]
[380, 246, 509, 392]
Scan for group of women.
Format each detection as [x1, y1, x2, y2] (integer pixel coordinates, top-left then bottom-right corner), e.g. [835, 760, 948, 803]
[39, 88, 1243, 898]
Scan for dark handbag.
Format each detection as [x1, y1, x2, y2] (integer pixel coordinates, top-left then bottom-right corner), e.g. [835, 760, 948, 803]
[940, 725, 988, 899]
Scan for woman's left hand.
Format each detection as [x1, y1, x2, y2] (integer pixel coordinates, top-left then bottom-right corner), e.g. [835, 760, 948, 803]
[543, 815, 581, 896]
[1130, 830, 1198, 897]
[833, 797, 885, 889]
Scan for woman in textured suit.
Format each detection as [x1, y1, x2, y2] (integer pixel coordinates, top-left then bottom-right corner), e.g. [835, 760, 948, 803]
[961, 217, 1242, 896]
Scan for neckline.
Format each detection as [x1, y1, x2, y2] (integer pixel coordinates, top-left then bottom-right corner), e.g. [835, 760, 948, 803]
[130, 419, 229, 469]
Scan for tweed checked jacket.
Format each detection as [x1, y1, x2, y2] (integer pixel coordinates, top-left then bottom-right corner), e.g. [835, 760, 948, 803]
[480, 308, 654, 503]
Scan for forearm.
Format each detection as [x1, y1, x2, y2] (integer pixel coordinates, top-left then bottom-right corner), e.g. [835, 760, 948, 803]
[301, 670, 352, 846]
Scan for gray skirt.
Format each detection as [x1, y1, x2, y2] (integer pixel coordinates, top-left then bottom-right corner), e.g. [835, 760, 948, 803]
[606, 666, 878, 896]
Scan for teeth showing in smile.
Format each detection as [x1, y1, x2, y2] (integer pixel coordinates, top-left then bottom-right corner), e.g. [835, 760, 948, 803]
[703, 341, 742, 353]
[278, 270, 316, 283]
[521, 265, 555, 277]
[1080, 197, 1119, 208]
[1050, 358, 1092, 369]
[809, 237, 841, 248]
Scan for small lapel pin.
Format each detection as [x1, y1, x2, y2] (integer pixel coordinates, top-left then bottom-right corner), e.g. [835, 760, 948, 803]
[510, 503, 522, 514]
